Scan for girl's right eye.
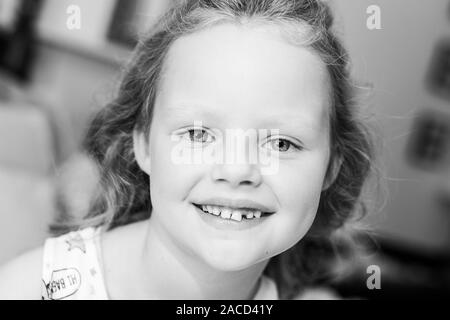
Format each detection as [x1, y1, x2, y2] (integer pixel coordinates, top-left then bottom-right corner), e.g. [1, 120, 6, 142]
[183, 128, 215, 144]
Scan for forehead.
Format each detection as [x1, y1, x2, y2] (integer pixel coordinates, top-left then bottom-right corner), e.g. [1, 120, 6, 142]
[155, 23, 331, 128]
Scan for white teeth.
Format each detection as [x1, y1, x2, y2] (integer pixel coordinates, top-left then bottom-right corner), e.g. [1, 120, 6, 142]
[211, 207, 220, 216]
[198, 204, 265, 221]
[230, 210, 242, 222]
[220, 208, 232, 219]
[201, 205, 219, 215]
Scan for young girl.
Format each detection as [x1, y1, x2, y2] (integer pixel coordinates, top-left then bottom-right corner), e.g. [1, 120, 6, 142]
[0, 0, 374, 300]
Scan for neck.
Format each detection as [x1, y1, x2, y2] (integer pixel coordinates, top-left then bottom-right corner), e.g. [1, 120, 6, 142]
[135, 219, 269, 300]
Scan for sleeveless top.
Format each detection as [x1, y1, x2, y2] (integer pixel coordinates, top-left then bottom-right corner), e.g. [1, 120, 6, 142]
[41, 227, 278, 300]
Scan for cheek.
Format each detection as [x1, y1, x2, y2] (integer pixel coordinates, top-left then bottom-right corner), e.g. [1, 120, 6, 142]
[149, 131, 204, 205]
[271, 153, 329, 239]
[278, 162, 325, 211]
[150, 153, 178, 201]
[282, 150, 327, 190]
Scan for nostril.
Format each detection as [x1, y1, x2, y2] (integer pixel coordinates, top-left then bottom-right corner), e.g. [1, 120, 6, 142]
[211, 164, 263, 187]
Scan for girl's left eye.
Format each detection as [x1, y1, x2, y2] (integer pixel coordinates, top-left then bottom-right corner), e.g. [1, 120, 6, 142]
[264, 138, 302, 153]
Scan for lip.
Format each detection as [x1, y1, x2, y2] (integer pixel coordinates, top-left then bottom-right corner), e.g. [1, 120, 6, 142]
[192, 197, 276, 214]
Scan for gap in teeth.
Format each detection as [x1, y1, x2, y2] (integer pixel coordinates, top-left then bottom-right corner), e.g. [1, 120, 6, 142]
[200, 205, 262, 220]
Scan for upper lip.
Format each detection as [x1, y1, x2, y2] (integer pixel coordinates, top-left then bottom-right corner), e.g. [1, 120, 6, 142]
[193, 197, 276, 213]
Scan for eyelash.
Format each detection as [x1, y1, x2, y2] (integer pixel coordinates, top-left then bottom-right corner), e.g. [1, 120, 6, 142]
[181, 128, 303, 152]
[264, 138, 303, 153]
[183, 128, 215, 145]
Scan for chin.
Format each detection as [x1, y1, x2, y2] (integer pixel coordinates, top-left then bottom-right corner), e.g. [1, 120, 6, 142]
[200, 247, 265, 272]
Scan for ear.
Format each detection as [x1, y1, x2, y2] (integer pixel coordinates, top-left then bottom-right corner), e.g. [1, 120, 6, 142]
[322, 154, 343, 191]
[133, 129, 151, 175]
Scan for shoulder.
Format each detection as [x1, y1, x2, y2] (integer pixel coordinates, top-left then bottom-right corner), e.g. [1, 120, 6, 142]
[0, 246, 44, 299]
[99, 221, 147, 299]
[101, 221, 147, 265]
[101, 220, 147, 256]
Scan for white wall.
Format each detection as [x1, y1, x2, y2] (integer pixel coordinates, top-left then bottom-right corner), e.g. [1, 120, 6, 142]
[333, 0, 450, 251]
[37, 0, 117, 47]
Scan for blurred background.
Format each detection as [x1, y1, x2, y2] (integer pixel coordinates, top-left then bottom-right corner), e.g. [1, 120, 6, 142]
[0, 0, 449, 298]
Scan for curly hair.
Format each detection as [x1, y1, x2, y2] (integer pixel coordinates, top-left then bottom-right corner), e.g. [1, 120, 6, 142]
[51, 0, 376, 299]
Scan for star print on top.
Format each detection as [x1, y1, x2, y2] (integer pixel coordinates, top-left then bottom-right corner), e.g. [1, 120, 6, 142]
[41, 227, 279, 300]
[65, 232, 87, 253]
[41, 228, 108, 300]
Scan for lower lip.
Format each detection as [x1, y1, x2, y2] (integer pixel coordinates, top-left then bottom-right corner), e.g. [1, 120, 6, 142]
[192, 204, 270, 231]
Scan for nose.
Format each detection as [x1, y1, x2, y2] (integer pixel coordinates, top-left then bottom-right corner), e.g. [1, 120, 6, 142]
[210, 162, 262, 188]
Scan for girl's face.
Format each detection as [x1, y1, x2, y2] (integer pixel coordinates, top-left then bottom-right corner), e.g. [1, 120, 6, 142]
[136, 23, 332, 271]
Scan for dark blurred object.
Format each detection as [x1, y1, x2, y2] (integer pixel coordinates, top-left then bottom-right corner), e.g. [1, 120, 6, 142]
[0, 0, 43, 82]
[107, 0, 139, 48]
[427, 39, 450, 101]
[436, 178, 450, 214]
[406, 110, 450, 171]
[330, 236, 450, 299]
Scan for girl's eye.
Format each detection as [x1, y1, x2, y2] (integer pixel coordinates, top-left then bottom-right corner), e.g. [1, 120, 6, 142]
[264, 138, 302, 153]
[186, 128, 214, 144]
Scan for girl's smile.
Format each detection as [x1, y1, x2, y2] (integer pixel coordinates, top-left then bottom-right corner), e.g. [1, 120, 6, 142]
[193, 203, 274, 231]
[191, 196, 277, 230]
